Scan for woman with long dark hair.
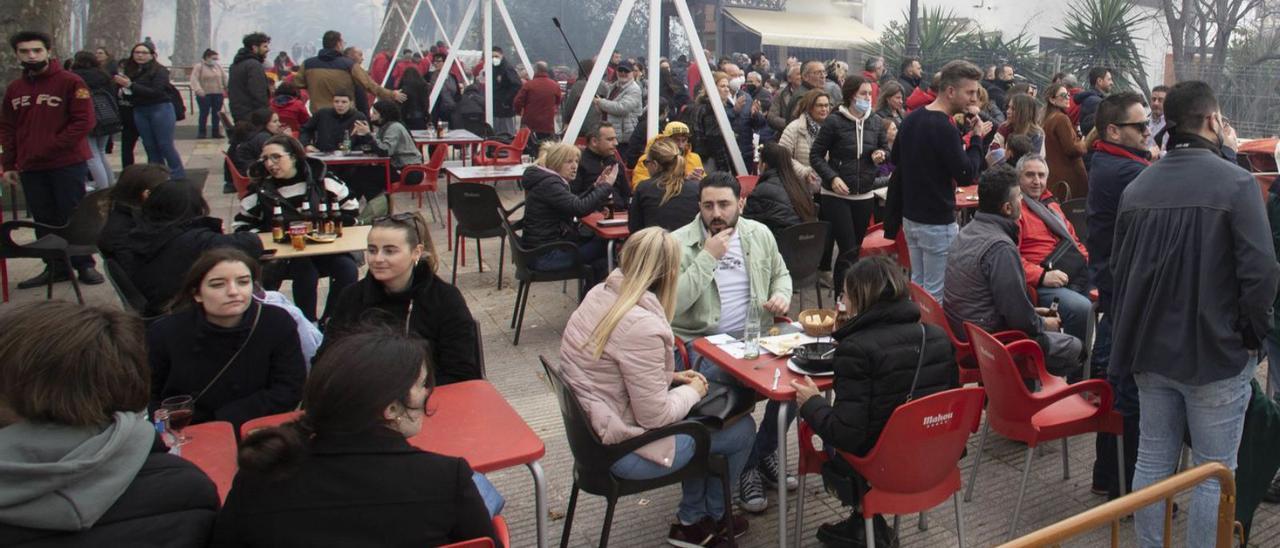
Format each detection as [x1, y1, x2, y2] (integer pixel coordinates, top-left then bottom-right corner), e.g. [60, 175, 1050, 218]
[117, 42, 185, 179]
[148, 248, 306, 431]
[70, 50, 117, 189]
[99, 164, 169, 258]
[231, 108, 284, 173]
[396, 67, 431, 131]
[744, 142, 817, 233]
[211, 328, 498, 546]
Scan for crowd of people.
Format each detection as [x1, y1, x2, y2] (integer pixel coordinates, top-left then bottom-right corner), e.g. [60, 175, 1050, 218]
[3, 22, 1280, 548]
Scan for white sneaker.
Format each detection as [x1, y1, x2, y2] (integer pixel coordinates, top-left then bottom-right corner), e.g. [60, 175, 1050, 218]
[737, 468, 768, 513]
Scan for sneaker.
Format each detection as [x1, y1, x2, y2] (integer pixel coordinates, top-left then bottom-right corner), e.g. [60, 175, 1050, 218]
[758, 452, 799, 491]
[717, 513, 748, 539]
[77, 266, 104, 285]
[16, 267, 71, 289]
[667, 517, 718, 548]
[1265, 472, 1280, 503]
[736, 468, 768, 513]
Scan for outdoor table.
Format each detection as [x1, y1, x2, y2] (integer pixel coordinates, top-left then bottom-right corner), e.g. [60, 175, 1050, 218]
[308, 151, 392, 191]
[690, 337, 835, 548]
[257, 225, 371, 260]
[444, 164, 528, 253]
[581, 211, 630, 271]
[872, 184, 978, 224]
[178, 421, 237, 502]
[411, 129, 485, 164]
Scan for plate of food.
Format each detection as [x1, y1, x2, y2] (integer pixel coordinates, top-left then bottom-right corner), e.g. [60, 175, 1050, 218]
[758, 332, 820, 357]
[306, 233, 338, 243]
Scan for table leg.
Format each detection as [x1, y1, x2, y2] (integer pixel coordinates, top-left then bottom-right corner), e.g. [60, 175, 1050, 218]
[527, 460, 548, 548]
[777, 400, 790, 548]
[447, 175, 453, 251]
[606, 240, 616, 272]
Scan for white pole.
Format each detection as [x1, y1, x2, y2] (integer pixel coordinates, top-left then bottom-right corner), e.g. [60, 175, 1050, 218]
[381, 0, 424, 88]
[646, 0, 660, 141]
[483, 0, 493, 127]
[673, 0, 746, 174]
[429, 0, 479, 111]
[561, 0, 640, 144]
[426, 0, 471, 86]
[394, 6, 428, 63]
[493, 0, 534, 80]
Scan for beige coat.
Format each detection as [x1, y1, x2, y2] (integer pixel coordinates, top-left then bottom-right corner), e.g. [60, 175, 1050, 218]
[778, 115, 821, 192]
[556, 271, 701, 466]
[189, 62, 227, 96]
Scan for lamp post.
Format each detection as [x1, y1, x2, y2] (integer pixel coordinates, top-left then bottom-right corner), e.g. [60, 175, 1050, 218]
[906, 0, 921, 59]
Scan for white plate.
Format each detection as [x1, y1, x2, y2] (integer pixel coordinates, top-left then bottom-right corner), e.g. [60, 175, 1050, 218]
[787, 359, 835, 377]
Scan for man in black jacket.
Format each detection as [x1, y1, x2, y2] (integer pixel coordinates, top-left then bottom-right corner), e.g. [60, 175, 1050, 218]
[1075, 66, 1112, 137]
[981, 64, 1014, 114]
[489, 47, 522, 136]
[895, 57, 923, 98]
[1110, 81, 1278, 547]
[228, 32, 271, 123]
[299, 91, 372, 152]
[571, 122, 629, 206]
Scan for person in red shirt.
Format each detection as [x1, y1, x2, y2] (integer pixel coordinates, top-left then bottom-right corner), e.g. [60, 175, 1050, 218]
[1014, 153, 1091, 342]
[270, 82, 310, 137]
[0, 30, 103, 287]
[370, 50, 392, 86]
[512, 62, 562, 144]
[904, 71, 938, 113]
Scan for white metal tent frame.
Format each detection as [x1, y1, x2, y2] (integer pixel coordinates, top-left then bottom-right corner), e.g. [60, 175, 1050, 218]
[373, 0, 472, 87]
[560, 0, 746, 175]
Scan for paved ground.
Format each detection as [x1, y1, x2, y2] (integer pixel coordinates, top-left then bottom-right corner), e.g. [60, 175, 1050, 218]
[4, 122, 1280, 547]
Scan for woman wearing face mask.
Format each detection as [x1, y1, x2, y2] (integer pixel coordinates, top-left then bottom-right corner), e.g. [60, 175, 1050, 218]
[808, 75, 889, 298]
[190, 49, 228, 139]
[211, 329, 499, 547]
[117, 42, 185, 180]
[323, 212, 481, 386]
[233, 135, 360, 323]
[147, 248, 306, 432]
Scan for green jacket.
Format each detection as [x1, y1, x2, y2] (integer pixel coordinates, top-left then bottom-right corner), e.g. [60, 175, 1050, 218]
[671, 216, 792, 340]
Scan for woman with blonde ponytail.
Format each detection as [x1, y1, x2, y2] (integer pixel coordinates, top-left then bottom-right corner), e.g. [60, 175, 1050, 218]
[629, 137, 702, 232]
[556, 227, 756, 544]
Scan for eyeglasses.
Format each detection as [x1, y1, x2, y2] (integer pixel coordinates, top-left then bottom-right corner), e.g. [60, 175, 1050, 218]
[132, 50, 151, 56]
[373, 212, 422, 231]
[1111, 121, 1148, 130]
[813, 103, 832, 109]
[1054, 93, 1070, 99]
[259, 153, 288, 163]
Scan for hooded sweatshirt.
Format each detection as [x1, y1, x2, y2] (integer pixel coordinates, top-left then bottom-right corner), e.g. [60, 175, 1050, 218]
[0, 412, 155, 531]
[0, 62, 95, 172]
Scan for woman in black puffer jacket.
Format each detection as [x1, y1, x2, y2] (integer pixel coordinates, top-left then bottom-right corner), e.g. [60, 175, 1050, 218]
[792, 256, 957, 546]
[809, 75, 889, 298]
[743, 142, 817, 235]
[521, 142, 614, 293]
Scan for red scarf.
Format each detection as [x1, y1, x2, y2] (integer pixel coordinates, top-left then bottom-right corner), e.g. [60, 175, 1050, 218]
[1091, 140, 1151, 166]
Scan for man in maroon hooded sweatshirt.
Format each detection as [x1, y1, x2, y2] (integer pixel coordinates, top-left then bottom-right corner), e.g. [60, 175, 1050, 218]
[0, 30, 102, 288]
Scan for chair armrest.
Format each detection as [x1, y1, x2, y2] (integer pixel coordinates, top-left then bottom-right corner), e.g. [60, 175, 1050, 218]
[1030, 378, 1114, 415]
[1004, 338, 1051, 380]
[992, 330, 1029, 344]
[0, 219, 61, 249]
[603, 419, 713, 467]
[500, 201, 526, 218]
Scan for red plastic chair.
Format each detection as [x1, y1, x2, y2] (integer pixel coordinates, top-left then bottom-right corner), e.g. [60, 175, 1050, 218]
[387, 144, 447, 218]
[859, 222, 897, 260]
[736, 174, 758, 197]
[1, 202, 7, 303]
[474, 128, 530, 166]
[238, 410, 303, 439]
[439, 515, 511, 548]
[961, 322, 1126, 539]
[795, 386, 986, 548]
[908, 282, 1026, 384]
[223, 153, 253, 199]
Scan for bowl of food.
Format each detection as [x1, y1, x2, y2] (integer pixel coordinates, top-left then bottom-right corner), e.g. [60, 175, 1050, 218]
[791, 341, 837, 373]
[799, 309, 837, 338]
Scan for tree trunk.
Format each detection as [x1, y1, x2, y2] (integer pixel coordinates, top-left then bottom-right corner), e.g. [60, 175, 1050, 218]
[197, 0, 211, 55]
[172, 0, 198, 67]
[87, 0, 144, 71]
[375, 0, 416, 56]
[1163, 0, 1190, 81]
[0, 0, 71, 86]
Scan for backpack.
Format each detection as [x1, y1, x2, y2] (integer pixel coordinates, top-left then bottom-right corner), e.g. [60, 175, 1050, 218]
[166, 83, 187, 121]
[90, 88, 123, 137]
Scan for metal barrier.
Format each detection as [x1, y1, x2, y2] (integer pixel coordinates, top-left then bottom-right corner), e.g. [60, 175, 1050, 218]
[1000, 463, 1241, 548]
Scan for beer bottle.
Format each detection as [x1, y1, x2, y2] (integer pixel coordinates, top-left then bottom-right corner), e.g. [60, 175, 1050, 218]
[300, 202, 314, 233]
[319, 203, 334, 235]
[270, 206, 286, 243]
[329, 198, 344, 237]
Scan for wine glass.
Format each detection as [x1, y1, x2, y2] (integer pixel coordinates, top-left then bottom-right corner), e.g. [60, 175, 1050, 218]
[160, 395, 195, 446]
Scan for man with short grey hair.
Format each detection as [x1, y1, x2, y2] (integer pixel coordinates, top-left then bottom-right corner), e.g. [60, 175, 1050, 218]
[513, 60, 562, 144]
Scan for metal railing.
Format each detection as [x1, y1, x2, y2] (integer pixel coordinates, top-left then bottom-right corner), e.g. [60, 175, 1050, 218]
[1000, 462, 1241, 548]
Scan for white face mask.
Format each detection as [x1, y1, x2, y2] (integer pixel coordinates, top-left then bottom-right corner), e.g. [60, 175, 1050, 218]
[728, 76, 745, 93]
[491, 57, 500, 67]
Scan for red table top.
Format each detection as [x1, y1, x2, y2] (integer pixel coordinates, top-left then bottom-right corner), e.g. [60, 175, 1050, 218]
[582, 212, 630, 240]
[180, 421, 238, 502]
[307, 153, 391, 167]
[411, 380, 545, 472]
[955, 185, 979, 209]
[691, 338, 835, 402]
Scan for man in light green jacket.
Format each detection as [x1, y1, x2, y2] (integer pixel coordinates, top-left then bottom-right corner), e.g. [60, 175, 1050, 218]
[671, 172, 795, 514]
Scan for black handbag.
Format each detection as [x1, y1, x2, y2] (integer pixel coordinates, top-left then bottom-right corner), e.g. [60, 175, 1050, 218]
[687, 382, 758, 430]
[90, 88, 123, 137]
[1041, 238, 1089, 293]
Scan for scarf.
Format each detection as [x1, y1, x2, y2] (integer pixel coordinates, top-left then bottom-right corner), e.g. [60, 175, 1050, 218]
[804, 114, 821, 139]
[1022, 194, 1072, 242]
[1091, 140, 1152, 166]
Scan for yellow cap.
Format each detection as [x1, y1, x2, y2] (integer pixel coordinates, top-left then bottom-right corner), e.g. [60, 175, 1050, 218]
[662, 121, 690, 136]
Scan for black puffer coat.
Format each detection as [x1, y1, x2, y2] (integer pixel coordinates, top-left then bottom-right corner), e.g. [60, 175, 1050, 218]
[809, 106, 888, 196]
[520, 165, 611, 248]
[798, 298, 958, 456]
[117, 216, 264, 316]
[742, 169, 801, 234]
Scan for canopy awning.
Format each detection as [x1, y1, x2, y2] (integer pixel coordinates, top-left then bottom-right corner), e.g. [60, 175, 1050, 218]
[723, 7, 878, 51]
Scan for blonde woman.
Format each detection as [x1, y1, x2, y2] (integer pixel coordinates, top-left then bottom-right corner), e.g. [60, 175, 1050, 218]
[556, 228, 754, 546]
[630, 137, 701, 232]
[521, 141, 615, 291]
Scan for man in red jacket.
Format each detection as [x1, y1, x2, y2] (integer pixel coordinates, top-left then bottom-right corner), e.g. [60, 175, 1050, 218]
[0, 30, 103, 287]
[513, 61, 562, 145]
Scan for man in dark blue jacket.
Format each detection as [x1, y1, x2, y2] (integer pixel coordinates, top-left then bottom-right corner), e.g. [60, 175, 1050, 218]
[1074, 66, 1112, 136]
[1110, 81, 1279, 547]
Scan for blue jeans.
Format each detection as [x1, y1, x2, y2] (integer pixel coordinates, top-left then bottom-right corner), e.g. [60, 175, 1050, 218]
[471, 472, 505, 518]
[1266, 339, 1280, 399]
[196, 93, 224, 136]
[902, 219, 957, 303]
[610, 416, 757, 524]
[133, 102, 186, 180]
[681, 346, 789, 481]
[1036, 286, 1092, 342]
[85, 134, 114, 190]
[1131, 360, 1255, 547]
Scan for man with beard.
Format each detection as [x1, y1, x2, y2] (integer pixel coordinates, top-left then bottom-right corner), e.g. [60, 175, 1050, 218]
[570, 122, 630, 207]
[229, 32, 271, 123]
[670, 173, 795, 514]
[0, 30, 104, 288]
[982, 63, 1015, 114]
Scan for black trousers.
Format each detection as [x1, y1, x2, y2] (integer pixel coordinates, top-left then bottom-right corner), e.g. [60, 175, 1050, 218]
[818, 195, 873, 297]
[120, 106, 139, 167]
[1093, 413, 1140, 499]
[21, 162, 94, 270]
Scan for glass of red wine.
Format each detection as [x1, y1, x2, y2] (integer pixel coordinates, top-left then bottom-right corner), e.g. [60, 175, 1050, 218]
[160, 395, 195, 446]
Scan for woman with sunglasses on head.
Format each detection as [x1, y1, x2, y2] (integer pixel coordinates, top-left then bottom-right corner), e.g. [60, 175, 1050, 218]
[323, 212, 481, 385]
[148, 248, 305, 433]
[211, 328, 499, 547]
[116, 42, 185, 180]
[1042, 83, 1088, 199]
[232, 134, 360, 323]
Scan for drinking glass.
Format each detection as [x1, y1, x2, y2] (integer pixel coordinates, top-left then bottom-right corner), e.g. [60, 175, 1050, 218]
[160, 395, 195, 446]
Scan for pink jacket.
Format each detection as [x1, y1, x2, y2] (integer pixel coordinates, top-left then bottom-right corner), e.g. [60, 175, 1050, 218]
[556, 271, 701, 466]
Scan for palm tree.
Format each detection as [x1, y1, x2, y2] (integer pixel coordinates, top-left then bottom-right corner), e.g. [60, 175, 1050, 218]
[863, 5, 971, 75]
[1054, 0, 1150, 95]
[957, 30, 1051, 88]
